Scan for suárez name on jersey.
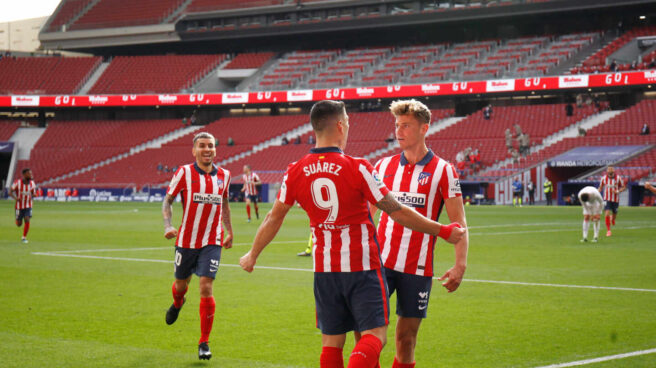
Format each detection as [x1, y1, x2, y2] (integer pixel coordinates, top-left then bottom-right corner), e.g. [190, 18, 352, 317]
[193, 193, 222, 205]
[392, 191, 426, 208]
[303, 162, 343, 176]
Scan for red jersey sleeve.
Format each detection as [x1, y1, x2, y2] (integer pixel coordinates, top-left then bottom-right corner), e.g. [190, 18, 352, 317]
[439, 163, 462, 199]
[277, 163, 296, 206]
[357, 159, 389, 204]
[167, 167, 186, 197]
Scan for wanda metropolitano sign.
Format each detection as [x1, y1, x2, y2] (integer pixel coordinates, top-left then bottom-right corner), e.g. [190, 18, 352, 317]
[2, 71, 655, 108]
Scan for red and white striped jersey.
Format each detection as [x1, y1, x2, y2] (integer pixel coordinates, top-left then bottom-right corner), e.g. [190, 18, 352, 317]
[277, 147, 390, 273]
[599, 174, 624, 203]
[374, 151, 461, 277]
[167, 163, 231, 249]
[242, 172, 260, 196]
[12, 179, 36, 210]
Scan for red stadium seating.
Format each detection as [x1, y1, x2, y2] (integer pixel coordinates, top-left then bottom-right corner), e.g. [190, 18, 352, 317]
[0, 56, 101, 95]
[0, 121, 21, 141]
[479, 100, 656, 179]
[47, 0, 94, 31]
[23, 120, 181, 182]
[419, 104, 597, 175]
[89, 55, 225, 94]
[70, 0, 183, 30]
[574, 26, 656, 73]
[223, 52, 275, 69]
[54, 115, 309, 187]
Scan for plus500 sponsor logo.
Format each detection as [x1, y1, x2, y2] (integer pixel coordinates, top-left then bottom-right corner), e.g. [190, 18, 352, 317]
[392, 191, 426, 208]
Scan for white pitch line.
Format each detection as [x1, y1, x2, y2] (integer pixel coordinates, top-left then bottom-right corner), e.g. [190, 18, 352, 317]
[464, 279, 656, 293]
[30, 252, 656, 293]
[44, 240, 309, 254]
[534, 347, 656, 367]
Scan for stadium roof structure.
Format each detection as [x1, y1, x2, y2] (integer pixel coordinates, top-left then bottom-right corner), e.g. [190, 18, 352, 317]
[38, 0, 656, 54]
[547, 145, 650, 167]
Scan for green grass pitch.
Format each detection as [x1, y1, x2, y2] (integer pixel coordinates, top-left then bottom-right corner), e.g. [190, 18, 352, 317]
[0, 200, 655, 367]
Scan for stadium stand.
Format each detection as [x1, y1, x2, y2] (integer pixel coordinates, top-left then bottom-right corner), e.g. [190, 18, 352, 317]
[47, 0, 94, 32]
[53, 114, 309, 187]
[480, 100, 656, 179]
[0, 56, 102, 95]
[416, 104, 598, 177]
[69, 0, 184, 30]
[253, 50, 338, 90]
[249, 31, 599, 89]
[88, 55, 226, 94]
[222, 52, 275, 69]
[572, 26, 656, 74]
[20, 120, 181, 182]
[0, 121, 21, 141]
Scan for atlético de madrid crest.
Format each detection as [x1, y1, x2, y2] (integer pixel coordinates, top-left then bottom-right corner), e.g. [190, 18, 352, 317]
[417, 172, 432, 185]
[216, 179, 224, 190]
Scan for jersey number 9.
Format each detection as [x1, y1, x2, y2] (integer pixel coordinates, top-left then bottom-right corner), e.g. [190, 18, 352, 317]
[311, 178, 339, 223]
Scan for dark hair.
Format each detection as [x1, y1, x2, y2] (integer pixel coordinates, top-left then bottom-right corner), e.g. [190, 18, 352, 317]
[310, 100, 345, 132]
[580, 193, 589, 202]
[22, 168, 31, 174]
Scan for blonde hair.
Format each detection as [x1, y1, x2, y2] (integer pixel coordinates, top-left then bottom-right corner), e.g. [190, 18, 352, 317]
[389, 99, 431, 125]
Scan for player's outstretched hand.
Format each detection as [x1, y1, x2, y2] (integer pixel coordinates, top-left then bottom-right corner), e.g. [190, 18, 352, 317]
[438, 264, 466, 293]
[438, 223, 466, 244]
[240, 251, 256, 272]
[164, 226, 178, 239]
[223, 233, 233, 249]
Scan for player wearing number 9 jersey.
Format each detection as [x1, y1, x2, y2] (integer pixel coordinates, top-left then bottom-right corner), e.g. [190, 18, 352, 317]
[239, 100, 466, 368]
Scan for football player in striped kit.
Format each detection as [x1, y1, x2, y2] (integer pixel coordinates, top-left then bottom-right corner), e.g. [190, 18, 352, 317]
[240, 100, 465, 368]
[161, 132, 233, 360]
[241, 165, 261, 222]
[10, 168, 37, 243]
[598, 166, 626, 237]
[373, 99, 469, 368]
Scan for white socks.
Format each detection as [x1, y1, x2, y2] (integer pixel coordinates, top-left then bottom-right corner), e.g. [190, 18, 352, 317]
[583, 220, 590, 239]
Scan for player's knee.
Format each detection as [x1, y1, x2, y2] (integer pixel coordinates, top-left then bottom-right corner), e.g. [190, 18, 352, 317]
[583, 215, 590, 221]
[396, 332, 417, 349]
[199, 278, 214, 297]
[15, 221, 22, 227]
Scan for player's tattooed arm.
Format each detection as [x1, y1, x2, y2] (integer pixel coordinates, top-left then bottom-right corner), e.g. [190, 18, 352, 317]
[377, 193, 465, 244]
[162, 194, 177, 239]
[374, 193, 402, 214]
[221, 199, 234, 249]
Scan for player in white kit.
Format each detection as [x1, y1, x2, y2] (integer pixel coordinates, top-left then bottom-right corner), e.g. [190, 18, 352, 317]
[577, 186, 603, 243]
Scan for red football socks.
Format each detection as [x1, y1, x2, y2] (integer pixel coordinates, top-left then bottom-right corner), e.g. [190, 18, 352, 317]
[392, 357, 416, 368]
[171, 282, 187, 308]
[605, 215, 611, 231]
[199, 296, 215, 344]
[347, 334, 383, 368]
[254, 203, 259, 217]
[246, 204, 251, 219]
[23, 222, 30, 237]
[320, 346, 344, 368]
